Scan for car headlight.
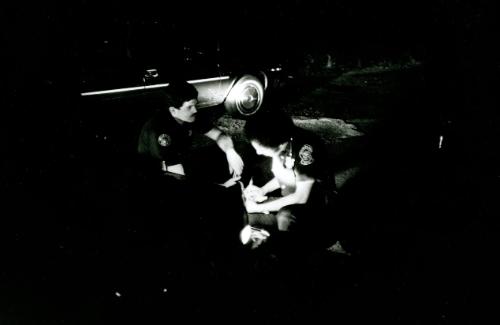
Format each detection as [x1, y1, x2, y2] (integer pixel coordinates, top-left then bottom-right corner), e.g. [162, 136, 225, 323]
[224, 75, 265, 116]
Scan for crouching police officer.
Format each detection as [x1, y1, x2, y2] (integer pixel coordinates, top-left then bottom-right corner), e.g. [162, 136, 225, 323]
[241, 110, 337, 254]
[137, 79, 244, 185]
[136, 79, 248, 267]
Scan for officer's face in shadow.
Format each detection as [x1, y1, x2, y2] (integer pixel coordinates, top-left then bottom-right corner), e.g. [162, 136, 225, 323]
[170, 99, 198, 124]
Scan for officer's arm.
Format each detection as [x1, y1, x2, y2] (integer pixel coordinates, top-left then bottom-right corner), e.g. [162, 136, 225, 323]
[204, 127, 233, 152]
[246, 178, 315, 213]
[204, 127, 244, 176]
[259, 178, 281, 196]
[244, 178, 280, 202]
[165, 163, 185, 175]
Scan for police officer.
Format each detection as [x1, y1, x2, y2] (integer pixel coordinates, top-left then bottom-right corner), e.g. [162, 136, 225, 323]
[137, 79, 244, 186]
[242, 110, 336, 250]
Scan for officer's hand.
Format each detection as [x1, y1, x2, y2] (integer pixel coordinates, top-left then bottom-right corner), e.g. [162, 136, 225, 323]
[244, 179, 267, 202]
[226, 148, 244, 177]
[245, 200, 268, 214]
[220, 175, 241, 188]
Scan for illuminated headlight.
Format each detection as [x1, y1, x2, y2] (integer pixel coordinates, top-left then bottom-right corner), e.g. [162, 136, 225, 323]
[224, 75, 264, 116]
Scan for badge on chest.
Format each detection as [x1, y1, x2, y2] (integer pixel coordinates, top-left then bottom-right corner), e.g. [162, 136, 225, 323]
[157, 133, 171, 147]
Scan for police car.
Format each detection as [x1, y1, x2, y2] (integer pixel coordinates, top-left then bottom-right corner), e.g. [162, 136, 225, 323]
[77, 4, 284, 118]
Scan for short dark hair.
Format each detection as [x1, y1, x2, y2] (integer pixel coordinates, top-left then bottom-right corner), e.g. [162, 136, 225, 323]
[162, 79, 198, 108]
[244, 110, 295, 148]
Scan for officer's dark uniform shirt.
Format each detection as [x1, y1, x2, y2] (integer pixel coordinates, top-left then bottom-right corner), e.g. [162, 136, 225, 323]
[137, 110, 213, 169]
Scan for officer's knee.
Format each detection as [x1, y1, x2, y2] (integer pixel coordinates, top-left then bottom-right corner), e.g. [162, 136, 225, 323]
[276, 207, 294, 231]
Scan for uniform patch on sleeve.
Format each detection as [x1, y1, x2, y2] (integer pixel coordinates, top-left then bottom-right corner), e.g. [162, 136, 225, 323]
[298, 144, 314, 166]
[157, 133, 171, 147]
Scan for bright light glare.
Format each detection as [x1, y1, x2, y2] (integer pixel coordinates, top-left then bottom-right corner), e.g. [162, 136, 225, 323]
[240, 225, 252, 244]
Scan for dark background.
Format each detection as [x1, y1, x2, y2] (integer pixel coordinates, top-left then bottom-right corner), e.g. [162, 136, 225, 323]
[1, 1, 499, 324]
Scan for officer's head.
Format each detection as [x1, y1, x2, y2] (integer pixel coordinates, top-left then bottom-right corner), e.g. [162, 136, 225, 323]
[244, 110, 295, 157]
[162, 80, 199, 123]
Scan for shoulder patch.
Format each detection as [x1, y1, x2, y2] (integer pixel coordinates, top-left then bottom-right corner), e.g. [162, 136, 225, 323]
[298, 144, 314, 166]
[157, 133, 171, 147]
